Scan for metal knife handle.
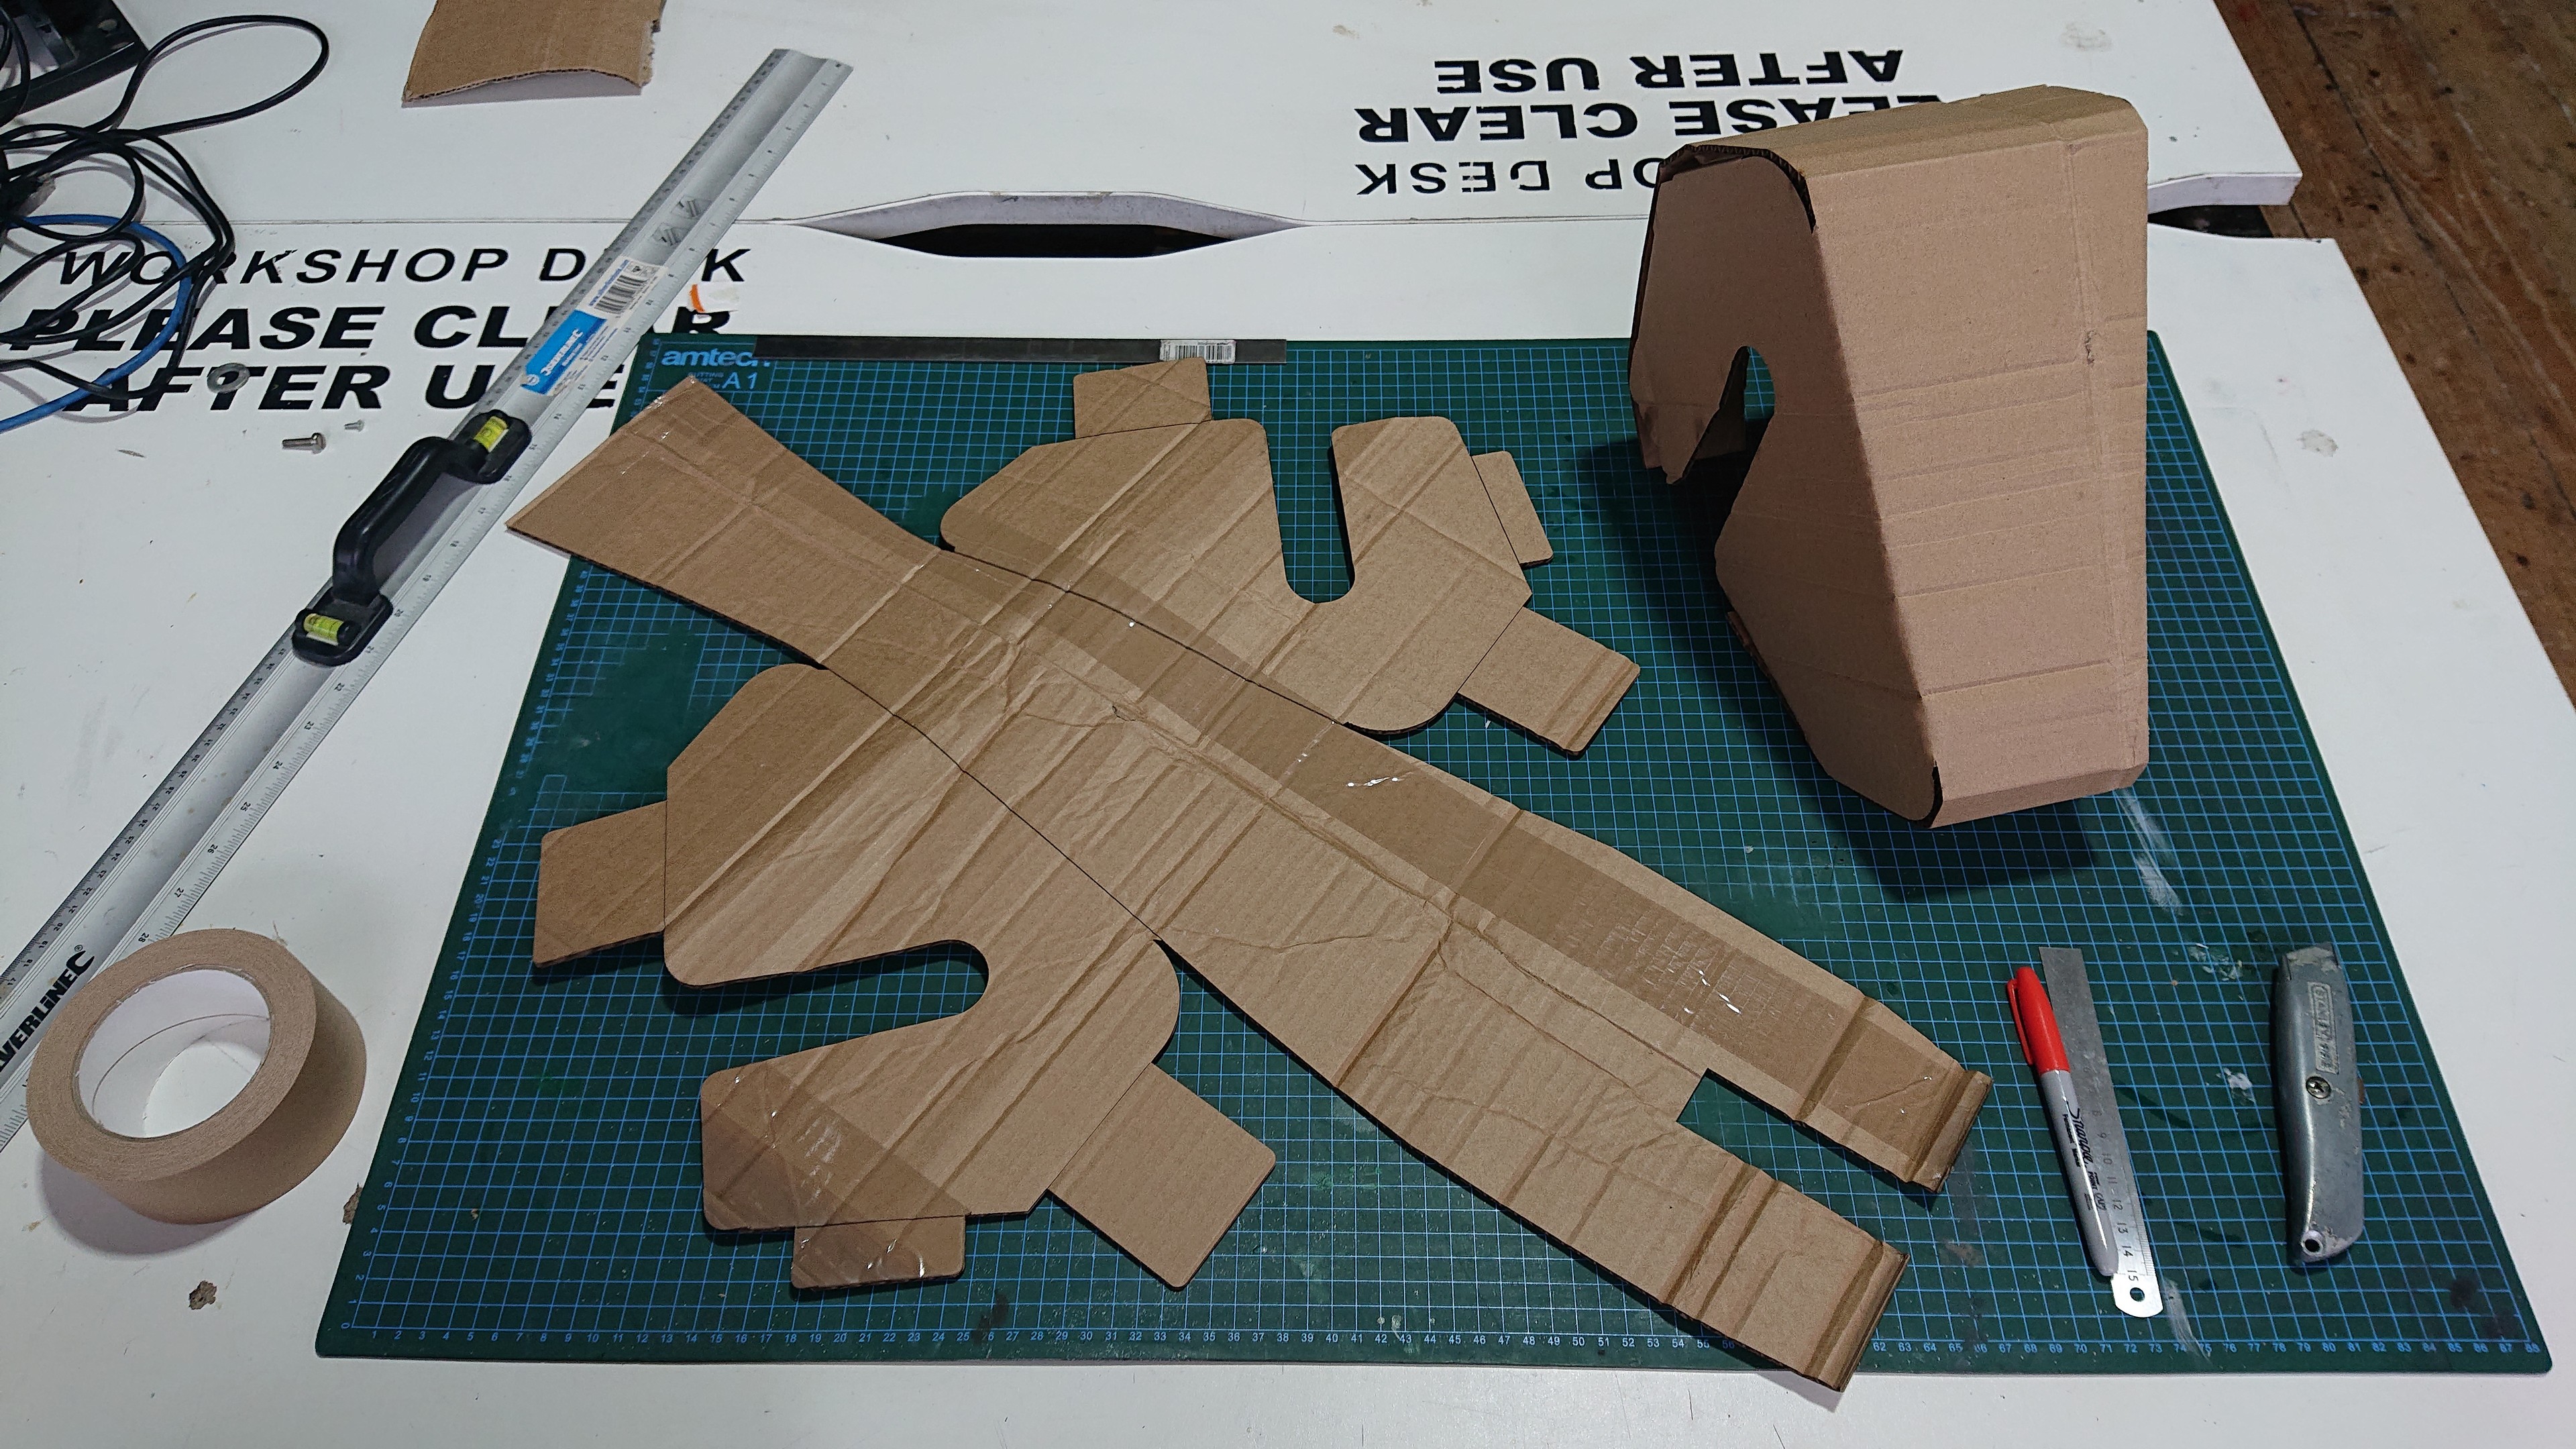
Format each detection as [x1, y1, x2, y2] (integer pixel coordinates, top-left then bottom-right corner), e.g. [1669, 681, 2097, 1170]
[2274, 945, 2365, 1262]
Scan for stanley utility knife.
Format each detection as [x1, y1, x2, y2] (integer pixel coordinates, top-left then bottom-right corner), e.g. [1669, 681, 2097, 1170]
[2275, 945, 2366, 1262]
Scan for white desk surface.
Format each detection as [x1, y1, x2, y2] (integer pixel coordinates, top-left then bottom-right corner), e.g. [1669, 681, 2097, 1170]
[32, 0, 2296, 229]
[3, 9, 2567, 1446]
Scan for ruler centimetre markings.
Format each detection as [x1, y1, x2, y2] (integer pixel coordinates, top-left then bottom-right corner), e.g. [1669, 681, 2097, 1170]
[0, 50, 853, 1148]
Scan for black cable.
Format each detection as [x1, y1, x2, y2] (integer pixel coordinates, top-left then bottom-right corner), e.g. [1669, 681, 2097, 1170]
[0, 14, 327, 419]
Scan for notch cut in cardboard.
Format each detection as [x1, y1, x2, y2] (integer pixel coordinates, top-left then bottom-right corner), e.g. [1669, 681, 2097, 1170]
[1629, 87, 2151, 828]
[404, 0, 666, 104]
[944, 357, 1632, 750]
[513, 372, 1990, 1389]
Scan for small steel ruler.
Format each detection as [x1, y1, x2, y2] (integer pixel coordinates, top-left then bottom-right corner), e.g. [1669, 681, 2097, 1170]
[2039, 945, 2164, 1318]
[0, 48, 852, 1148]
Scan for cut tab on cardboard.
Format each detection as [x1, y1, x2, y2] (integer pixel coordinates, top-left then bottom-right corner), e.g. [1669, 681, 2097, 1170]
[1630, 87, 2151, 827]
[939, 356, 1635, 750]
[405, 0, 667, 104]
[507, 370, 1990, 1389]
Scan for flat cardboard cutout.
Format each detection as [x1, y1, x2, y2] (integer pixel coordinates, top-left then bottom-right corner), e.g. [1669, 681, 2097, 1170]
[515, 372, 1989, 1388]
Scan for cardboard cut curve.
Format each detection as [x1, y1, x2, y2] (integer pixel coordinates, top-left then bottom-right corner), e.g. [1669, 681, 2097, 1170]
[511, 375, 1990, 1389]
[405, 0, 667, 103]
[942, 356, 1636, 751]
[1629, 87, 2151, 828]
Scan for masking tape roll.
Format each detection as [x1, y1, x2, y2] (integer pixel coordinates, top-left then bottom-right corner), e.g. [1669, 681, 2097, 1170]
[28, 928, 365, 1224]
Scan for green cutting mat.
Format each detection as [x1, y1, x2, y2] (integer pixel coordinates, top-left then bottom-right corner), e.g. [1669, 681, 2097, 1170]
[319, 335, 2546, 1376]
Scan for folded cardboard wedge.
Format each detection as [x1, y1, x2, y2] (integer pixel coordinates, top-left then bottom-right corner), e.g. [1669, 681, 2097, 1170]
[1630, 87, 2151, 827]
[405, 0, 666, 103]
[513, 369, 1990, 1389]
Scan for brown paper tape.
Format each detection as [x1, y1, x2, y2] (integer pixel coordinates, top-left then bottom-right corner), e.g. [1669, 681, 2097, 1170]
[28, 929, 366, 1224]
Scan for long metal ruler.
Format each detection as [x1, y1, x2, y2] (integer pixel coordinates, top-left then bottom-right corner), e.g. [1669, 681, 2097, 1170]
[0, 49, 852, 1150]
[2039, 946, 2164, 1317]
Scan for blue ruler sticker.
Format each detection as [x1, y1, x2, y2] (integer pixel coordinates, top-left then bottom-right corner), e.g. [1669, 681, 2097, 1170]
[521, 311, 605, 395]
[519, 256, 667, 396]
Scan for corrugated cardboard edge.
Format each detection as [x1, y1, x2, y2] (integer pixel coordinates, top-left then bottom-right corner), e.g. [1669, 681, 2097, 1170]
[404, 0, 666, 103]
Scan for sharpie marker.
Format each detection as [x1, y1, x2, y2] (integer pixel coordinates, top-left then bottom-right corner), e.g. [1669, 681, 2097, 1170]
[2008, 965, 2119, 1277]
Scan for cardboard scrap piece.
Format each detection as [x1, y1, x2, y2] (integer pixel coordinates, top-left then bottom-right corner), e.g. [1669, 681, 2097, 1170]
[943, 363, 1629, 751]
[1629, 87, 2150, 827]
[405, 0, 667, 103]
[511, 378, 1993, 1389]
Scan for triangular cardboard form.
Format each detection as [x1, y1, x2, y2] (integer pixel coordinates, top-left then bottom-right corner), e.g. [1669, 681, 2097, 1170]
[1629, 87, 2151, 826]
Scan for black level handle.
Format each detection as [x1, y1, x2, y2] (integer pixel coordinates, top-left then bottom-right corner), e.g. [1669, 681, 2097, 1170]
[291, 411, 530, 665]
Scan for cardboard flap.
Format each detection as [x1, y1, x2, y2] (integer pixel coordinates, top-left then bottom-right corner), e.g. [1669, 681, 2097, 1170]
[1051, 1067, 1276, 1289]
[510, 378, 938, 663]
[941, 364, 1621, 740]
[404, 0, 666, 103]
[1671, 1179, 1909, 1392]
[1266, 417, 1530, 733]
[1456, 608, 1640, 754]
[1631, 87, 2149, 826]
[1072, 358, 1214, 435]
[533, 802, 665, 967]
[791, 1217, 967, 1291]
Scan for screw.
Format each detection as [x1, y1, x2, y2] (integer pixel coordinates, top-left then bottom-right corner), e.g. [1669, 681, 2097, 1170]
[2306, 1075, 2331, 1100]
[282, 433, 326, 452]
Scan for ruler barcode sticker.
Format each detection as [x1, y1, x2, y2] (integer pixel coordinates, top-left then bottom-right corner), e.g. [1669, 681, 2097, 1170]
[582, 256, 665, 319]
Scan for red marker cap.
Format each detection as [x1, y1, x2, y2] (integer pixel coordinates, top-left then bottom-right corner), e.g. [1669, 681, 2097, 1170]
[2008, 967, 2072, 1075]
